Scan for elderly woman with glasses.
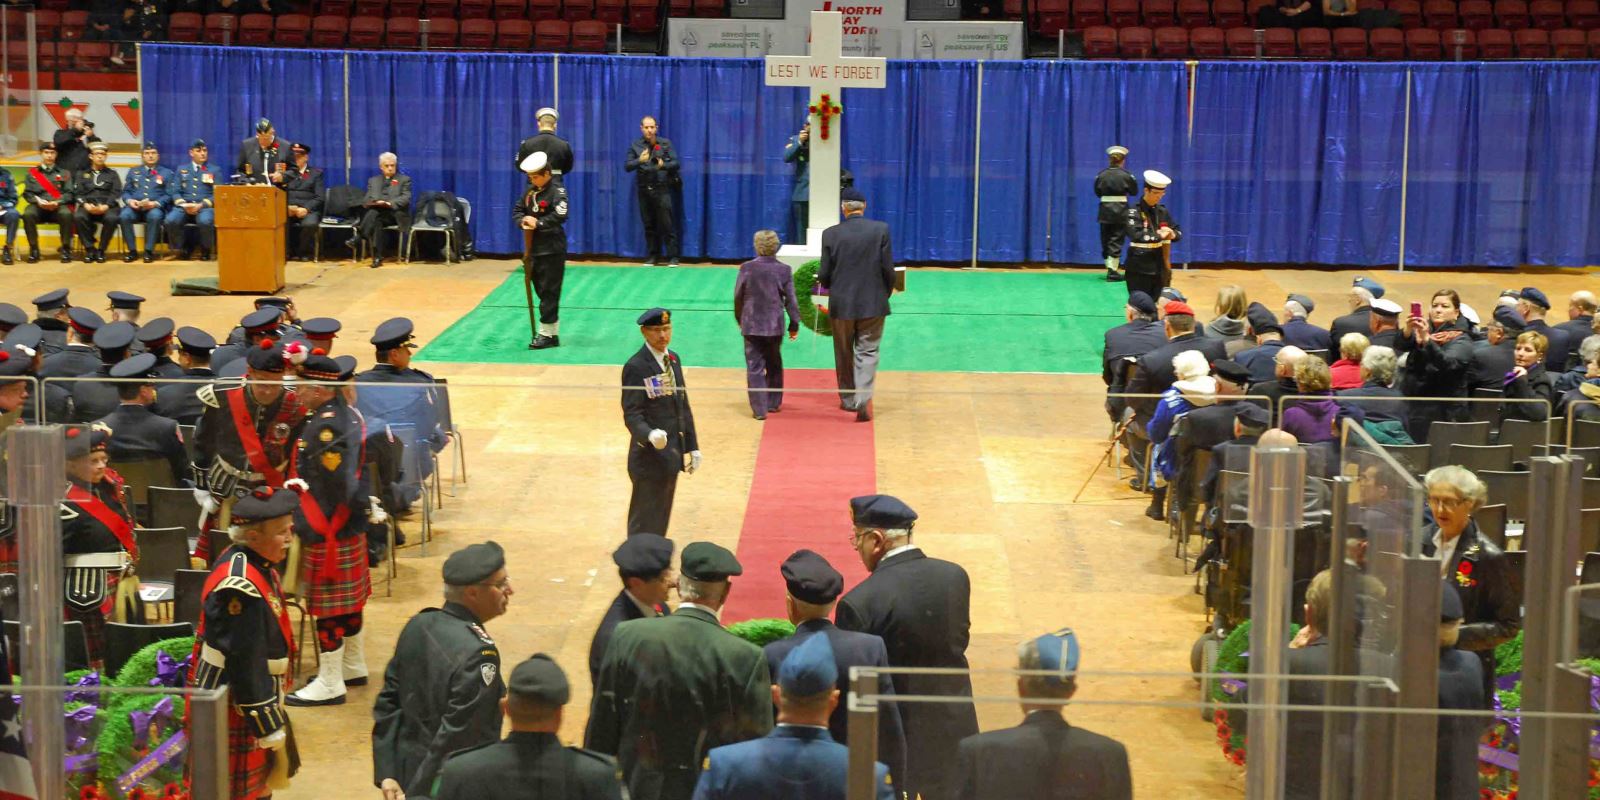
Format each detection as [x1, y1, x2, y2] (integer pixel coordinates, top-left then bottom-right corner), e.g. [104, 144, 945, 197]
[1420, 465, 1520, 704]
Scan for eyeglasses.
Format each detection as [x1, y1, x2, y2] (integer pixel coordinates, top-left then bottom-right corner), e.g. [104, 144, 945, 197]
[478, 577, 512, 591]
[1427, 495, 1471, 511]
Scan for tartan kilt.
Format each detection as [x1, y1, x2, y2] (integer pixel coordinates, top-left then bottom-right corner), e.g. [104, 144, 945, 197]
[301, 534, 370, 618]
[226, 706, 273, 800]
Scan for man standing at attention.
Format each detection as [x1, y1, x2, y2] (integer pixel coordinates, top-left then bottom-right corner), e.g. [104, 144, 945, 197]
[1093, 145, 1137, 282]
[818, 187, 895, 423]
[626, 116, 680, 266]
[620, 308, 701, 536]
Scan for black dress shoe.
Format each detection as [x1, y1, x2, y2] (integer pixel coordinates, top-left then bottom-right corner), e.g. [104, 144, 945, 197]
[855, 401, 873, 422]
[25, 248, 39, 263]
[0, 247, 11, 265]
[199, 250, 212, 261]
[143, 252, 154, 263]
[667, 258, 680, 267]
[59, 250, 71, 263]
[123, 251, 137, 263]
[754, 412, 766, 420]
[370, 256, 382, 268]
[530, 335, 560, 349]
[1106, 269, 1125, 282]
[94, 250, 106, 263]
[642, 257, 656, 266]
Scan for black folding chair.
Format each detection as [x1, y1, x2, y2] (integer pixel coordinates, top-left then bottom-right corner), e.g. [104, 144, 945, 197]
[173, 568, 208, 627]
[102, 621, 193, 680]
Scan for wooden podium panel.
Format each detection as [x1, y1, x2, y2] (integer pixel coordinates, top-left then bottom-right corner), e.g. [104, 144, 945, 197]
[215, 185, 286, 294]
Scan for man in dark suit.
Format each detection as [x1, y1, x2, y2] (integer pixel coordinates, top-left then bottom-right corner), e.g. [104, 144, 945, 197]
[236, 117, 287, 185]
[1200, 403, 1270, 506]
[955, 629, 1132, 800]
[1468, 305, 1524, 390]
[1436, 583, 1485, 800]
[1122, 302, 1227, 483]
[1516, 287, 1571, 373]
[1235, 303, 1288, 383]
[1176, 359, 1257, 454]
[152, 326, 216, 426]
[587, 542, 773, 800]
[588, 534, 674, 687]
[94, 352, 189, 483]
[1555, 290, 1597, 371]
[1102, 290, 1166, 423]
[1281, 293, 1332, 353]
[818, 187, 895, 423]
[621, 308, 700, 536]
[1329, 276, 1385, 349]
[762, 550, 907, 793]
[354, 152, 412, 269]
[836, 495, 976, 800]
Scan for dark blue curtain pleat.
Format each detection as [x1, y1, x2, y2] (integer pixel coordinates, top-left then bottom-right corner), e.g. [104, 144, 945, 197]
[1530, 63, 1600, 266]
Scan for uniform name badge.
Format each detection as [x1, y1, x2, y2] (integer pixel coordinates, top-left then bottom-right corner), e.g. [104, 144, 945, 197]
[643, 374, 668, 399]
[201, 173, 213, 184]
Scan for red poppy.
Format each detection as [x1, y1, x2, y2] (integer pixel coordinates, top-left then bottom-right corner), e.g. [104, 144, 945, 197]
[653, 145, 661, 151]
[1459, 561, 1473, 574]
[538, 201, 548, 210]
[129, 789, 149, 800]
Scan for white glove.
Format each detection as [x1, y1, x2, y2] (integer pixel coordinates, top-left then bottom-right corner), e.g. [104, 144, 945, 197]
[648, 429, 668, 450]
[687, 450, 703, 474]
[283, 478, 309, 493]
[256, 728, 286, 749]
[193, 488, 218, 515]
[367, 496, 388, 525]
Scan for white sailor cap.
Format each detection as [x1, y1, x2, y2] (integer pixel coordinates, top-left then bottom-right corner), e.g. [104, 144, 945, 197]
[1143, 170, 1171, 189]
[1460, 302, 1481, 326]
[1106, 145, 1128, 157]
[520, 151, 550, 173]
[1370, 299, 1403, 316]
[536, 107, 559, 122]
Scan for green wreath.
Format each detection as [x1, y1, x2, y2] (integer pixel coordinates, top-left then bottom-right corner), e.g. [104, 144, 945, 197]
[792, 260, 832, 337]
[725, 619, 796, 648]
[94, 636, 196, 796]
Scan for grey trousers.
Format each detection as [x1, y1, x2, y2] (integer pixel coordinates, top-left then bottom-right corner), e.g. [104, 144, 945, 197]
[831, 316, 884, 410]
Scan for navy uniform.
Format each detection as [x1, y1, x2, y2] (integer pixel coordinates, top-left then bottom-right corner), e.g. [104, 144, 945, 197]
[835, 495, 978, 800]
[71, 322, 141, 424]
[38, 307, 104, 381]
[300, 317, 341, 353]
[355, 318, 447, 511]
[280, 143, 324, 261]
[589, 533, 674, 687]
[60, 425, 137, 666]
[22, 143, 75, 263]
[165, 139, 219, 259]
[515, 108, 574, 186]
[435, 655, 624, 800]
[71, 142, 122, 262]
[373, 541, 507, 800]
[1122, 170, 1180, 299]
[30, 289, 71, 357]
[625, 123, 680, 266]
[762, 550, 908, 795]
[1102, 290, 1166, 423]
[515, 151, 569, 349]
[106, 291, 147, 328]
[153, 326, 218, 425]
[119, 141, 174, 262]
[0, 160, 20, 264]
[186, 488, 299, 800]
[695, 634, 894, 800]
[955, 630, 1133, 800]
[237, 119, 288, 185]
[587, 543, 774, 800]
[95, 353, 190, 484]
[1329, 277, 1385, 349]
[0, 341, 34, 454]
[0, 304, 28, 339]
[1093, 146, 1137, 282]
[1282, 293, 1333, 353]
[621, 308, 700, 536]
[136, 318, 186, 380]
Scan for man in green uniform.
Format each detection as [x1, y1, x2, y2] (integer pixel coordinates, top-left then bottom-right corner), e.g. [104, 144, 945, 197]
[434, 654, 624, 800]
[586, 542, 773, 800]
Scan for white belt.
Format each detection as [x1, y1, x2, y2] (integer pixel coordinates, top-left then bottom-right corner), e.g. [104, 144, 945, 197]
[1130, 241, 1166, 249]
[65, 552, 128, 569]
[201, 643, 288, 676]
[1099, 195, 1128, 203]
[552, 169, 563, 175]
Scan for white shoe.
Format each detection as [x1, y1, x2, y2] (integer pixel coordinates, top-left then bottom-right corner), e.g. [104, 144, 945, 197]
[342, 630, 369, 687]
[286, 644, 346, 706]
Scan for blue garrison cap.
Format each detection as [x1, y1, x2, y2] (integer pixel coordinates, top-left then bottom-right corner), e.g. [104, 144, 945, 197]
[0, 303, 27, 329]
[637, 308, 671, 327]
[850, 494, 917, 529]
[781, 549, 844, 604]
[1519, 286, 1551, 310]
[1286, 293, 1315, 315]
[778, 632, 838, 697]
[1246, 302, 1281, 335]
[1160, 287, 1187, 304]
[1033, 627, 1081, 684]
[1352, 277, 1385, 299]
[1493, 304, 1527, 333]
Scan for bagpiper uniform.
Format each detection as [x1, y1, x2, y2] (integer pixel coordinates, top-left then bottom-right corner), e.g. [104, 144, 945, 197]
[61, 425, 137, 666]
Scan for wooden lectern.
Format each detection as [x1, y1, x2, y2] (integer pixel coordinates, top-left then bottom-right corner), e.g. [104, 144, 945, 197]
[215, 185, 286, 293]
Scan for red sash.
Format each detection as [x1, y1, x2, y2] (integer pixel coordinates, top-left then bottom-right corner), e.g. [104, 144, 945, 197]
[28, 167, 62, 200]
[198, 552, 294, 655]
[66, 483, 137, 560]
[226, 388, 287, 485]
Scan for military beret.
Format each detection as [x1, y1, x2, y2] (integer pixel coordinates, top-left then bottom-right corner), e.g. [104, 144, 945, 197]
[89, 142, 108, 153]
[781, 549, 844, 605]
[1163, 301, 1195, 317]
[850, 494, 918, 529]
[680, 541, 742, 581]
[107, 290, 146, 310]
[613, 534, 674, 578]
[371, 317, 417, 350]
[255, 296, 293, 309]
[1286, 293, 1315, 315]
[1234, 402, 1272, 429]
[109, 352, 159, 380]
[1106, 145, 1128, 157]
[298, 352, 348, 382]
[1160, 287, 1187, 303]
[1032, 627, 1081, 684]
[0, 303, 27, 329]
[301, 317, 341, 339]
[442, 540, 506, 586]
[244, 339, 287, 372]
[63, 424, 110, 460]
[176, 326, 217, 355]
[536, 107, 559, 122]
[1441, 583, 1464, 622]
[3, 324, 43, 353]
[39, 141, 55, 152]
[508, 654, 570, 706]
[93, 322, 138, 355]
[777, 633, 837, 697]
[1143, 170, 1171, 189]
[1126, 291, 1157, 316]
[839, 186, 866, 204]
[190, 139, 207, 149]
[67, 307, 105, 336]
[0, 345, 32, 380]
[141, 140, 159, 151]
[32, 288, 69, 311]
[1493, 304, 1527, 333]
[1370, 299, 1402, 317]
[241, 307, 282, 335]
[230, 486, 300, 524]
[1352, 277, 1385, 299]
[1519, 287, 1551, 310]
[1211, 359, 1251, 385]
[1246, 302, 1282, 335]
[137, 317, 176, 347]
[520, 151, 550, 174]
[637, 308, 671, 327]
[255, 118, 273, 133]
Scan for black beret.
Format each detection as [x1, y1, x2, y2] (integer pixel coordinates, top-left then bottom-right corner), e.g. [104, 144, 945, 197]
[109, 352, 159, 380]
[636, 308, 671, 327]
[63, 424, 109, 460]
[1234, 403, 1272, 429]
[1126, 291, 1157, 315]
[850, 494, 917, 529]
[839, 186, 866, 204]
[613, 534, 674, 578]
[1246, 302, 1282, 335]
[32, 288, 69, 310]
[298, 353, 349, 382]
[442, 540, 506, 586]
[137, 317, 176, 346]
[3, 324, 43, 352]
[1211, 359, 1251, 385]
[230, 486, 300, 524]
[371, 317, 417, 350]
[241, 307, 281, 334]
[1519, 287, 1551, 310]
[67, 307, 105, 336]
[255, 118, 273, 133]
[0, 303, 27, 329]
[781, 549, 844, 604]
[141, 140, 159, 151]
[107, 290, 146, 310]
[301, 317, 341, 338]
[0, 345, 33, 379]
[244, 340, 286, 372]
[177, 326, 217, 354]
[680, 541, 742, 581]
[93, 322, 138, 355]
[1493, 304, 1527, 333]
[508, 654, 570, 706]
[190, 138, 207, 149]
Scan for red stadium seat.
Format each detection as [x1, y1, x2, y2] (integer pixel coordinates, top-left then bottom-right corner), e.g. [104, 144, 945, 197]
[693, 0, 723, 16]
[1224, 25, 1258, 54]
[1190, 25, 1225, 53]
[459, 0, 494, 18]
[1033, 0, 1069, 34]
[422, 16, 458, 44]
[73, 41, 108, 71]
[238, 13, 274, 43]
[499, 18, 535, 47]
[1590, 27, 1600, 49]
[423, 0, 458, 18]
[59, 10, 89, 40]
[1212, 0, 1246, 26]
[1297, 26, 1332, 55]
[312, 14, 348, 45]
[530, 0, 561, 20]
[1108, 0, 1141, 26]
[564, 0, 595, 21]
[626, 0, 659, 31]
[1142, 0, 1175, 26]
[1405, 25, 1441, 55]
[1495, 0, 1531, 28]
[3, 41, 25, 72]
[1440, 27, 1477, 57]
[1458, 0, 1493, 29]
[1572, 0, 1600, 30]
[1072, 0, 1106, 27]
[1003, 0, 1024, 19]
[39, 0, 68, 10]
[1528, 0, 1564, 28]
[494, 0, 528, 18]
[1477, 26, 1513, 55]
[1369, 26, 1405, 55]
[596, 0, 625, 23]
[33, 9, 62, 39]
[459, 17, 496, 45]
[1332, 26, 1368, 56]
[1513, 25, 1550, 51]
[391, 0, 424, 15]
[320, 0, 355, 15]
[355, 0, 387, 16]
[38, 42, 64, 72]
[1263, 26, 1296, 54]
[668, 0, 691, 15]
[1389, 0, 1421, 27]
[571, 18, 607, 48]
[533, 18, 569, 48]
[168, 12, 203, 41]
[1153, 25, 1188, 55]
[348, 15, 384, 45]
[274, 13, 311, 44]
[386, 15, 420, 46]
[202, 12, 237, 43]
[1083, 25, 1119, 56]
[1119, 25, 1154, 55]
[1176, 0, 1209, 26]
[1422, 0, 1456, 28]
[1551, 26, 1588, 53]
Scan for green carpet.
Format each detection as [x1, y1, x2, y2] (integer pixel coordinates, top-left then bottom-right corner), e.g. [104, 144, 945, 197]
[416, 265, 1125, 374]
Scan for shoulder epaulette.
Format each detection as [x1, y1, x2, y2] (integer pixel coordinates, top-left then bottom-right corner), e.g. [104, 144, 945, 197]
[216, 575, 261, 598]
[197, 383, 220, 409]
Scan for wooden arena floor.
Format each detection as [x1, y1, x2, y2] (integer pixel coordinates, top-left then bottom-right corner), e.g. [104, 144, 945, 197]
[12, 257, 1597, 798]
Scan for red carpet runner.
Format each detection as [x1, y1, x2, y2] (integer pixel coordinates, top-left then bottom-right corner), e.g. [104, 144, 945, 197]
[721, 369, 875, 623]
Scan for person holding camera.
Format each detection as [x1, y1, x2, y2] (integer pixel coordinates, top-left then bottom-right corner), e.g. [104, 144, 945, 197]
[53, 107, 100, 175]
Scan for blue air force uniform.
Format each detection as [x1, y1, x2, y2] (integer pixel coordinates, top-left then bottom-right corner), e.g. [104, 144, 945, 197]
[164, 141, 220, 257]
[119, 150, 173, 259]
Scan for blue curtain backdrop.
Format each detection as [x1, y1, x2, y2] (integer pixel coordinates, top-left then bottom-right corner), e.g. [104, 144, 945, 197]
[141, 45, 1600, 267]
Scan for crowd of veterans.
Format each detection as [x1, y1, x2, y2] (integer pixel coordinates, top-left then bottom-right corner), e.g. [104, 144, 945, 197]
[1101, 275, 1582, 797]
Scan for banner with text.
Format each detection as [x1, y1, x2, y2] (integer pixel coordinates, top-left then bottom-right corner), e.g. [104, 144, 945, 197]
[667, 19, 1024, 59]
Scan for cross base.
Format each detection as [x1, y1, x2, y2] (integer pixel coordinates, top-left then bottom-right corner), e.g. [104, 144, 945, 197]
[776, 229, 825, 272]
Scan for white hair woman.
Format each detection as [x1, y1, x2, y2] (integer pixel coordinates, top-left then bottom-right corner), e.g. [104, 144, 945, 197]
[1143, 349, 1217, 520]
